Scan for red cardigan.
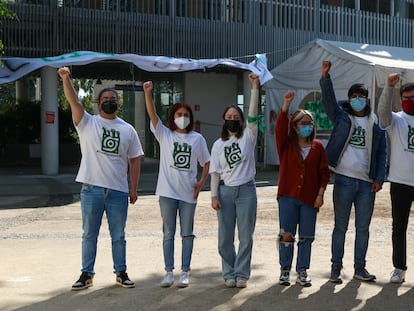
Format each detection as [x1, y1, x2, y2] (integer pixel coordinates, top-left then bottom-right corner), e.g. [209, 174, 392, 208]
[275, 110, 330, 207]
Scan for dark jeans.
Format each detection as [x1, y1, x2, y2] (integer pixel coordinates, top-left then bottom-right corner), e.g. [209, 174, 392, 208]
[391, 182, 414, 271]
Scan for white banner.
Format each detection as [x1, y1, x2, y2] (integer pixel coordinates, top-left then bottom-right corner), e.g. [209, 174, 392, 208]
[0, 51, 273, 85]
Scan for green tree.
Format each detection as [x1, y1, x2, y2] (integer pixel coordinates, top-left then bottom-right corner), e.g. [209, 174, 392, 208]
[0, 77, 96, 144]
[0, 1, 17, 55]
[58, 78, 96, 142]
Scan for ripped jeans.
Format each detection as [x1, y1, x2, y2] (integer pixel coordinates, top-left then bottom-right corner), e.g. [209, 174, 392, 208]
[278, 196, 317, 273]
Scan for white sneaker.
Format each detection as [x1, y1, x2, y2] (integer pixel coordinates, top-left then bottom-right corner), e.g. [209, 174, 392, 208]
[390, 268, 406, 283]
[224, 279, 236, 288]
[177, 271, 190, 288]
[236, 278, 247, 288]
[160, 271, 174, 287]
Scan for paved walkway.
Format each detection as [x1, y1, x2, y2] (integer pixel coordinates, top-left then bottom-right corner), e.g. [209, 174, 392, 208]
[0, 160, 278, 209]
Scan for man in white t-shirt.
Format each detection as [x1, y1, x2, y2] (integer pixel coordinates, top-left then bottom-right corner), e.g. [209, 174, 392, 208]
[320, 61, 387, 284]
[58, 67, 144, 291]
[378, 73, 414, 284]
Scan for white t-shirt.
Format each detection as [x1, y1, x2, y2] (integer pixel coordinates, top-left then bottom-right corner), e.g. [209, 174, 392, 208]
[336, 116, 371, 182]
[386, 111, 414, 187]
[151, 120, 210, 204]
[209, 125, 257, 186]
[75, 112, 144, 193]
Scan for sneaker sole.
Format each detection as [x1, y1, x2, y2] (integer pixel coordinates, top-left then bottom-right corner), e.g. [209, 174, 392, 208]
[116, 282, 135, 288]
[160, 282, 173, 288]
[390, 278, 405, 284]
[279, 280, 290, 286]
[329, 278, 343, 284]
[297, 279, 312, 287]
[353, 275, 376, 282]
[71, 282, 93, 291]
[177, 283, 189, 288]
[298, 282, 312, 287]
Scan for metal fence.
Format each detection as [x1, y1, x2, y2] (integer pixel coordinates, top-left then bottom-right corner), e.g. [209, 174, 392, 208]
[3, 0, 414, 69]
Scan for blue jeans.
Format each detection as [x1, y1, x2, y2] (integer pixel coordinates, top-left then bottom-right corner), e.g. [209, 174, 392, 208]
[278, 196, 317, 272]
[331, 174, 375, 269]
[159, 196, 196, 272]
[80, 184, 129, 275]
[217, 180, 257, 281]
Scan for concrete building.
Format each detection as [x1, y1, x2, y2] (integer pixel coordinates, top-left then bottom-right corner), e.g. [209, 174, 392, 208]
[2, 0, 414, 173]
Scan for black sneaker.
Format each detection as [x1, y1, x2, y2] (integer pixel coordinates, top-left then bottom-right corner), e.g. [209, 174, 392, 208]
[329, 266, 343, 284]
[279, 269, 290, 286]
[116, 271, 135, 288]
[353, 268, 376, 282]
[72, 272, 93, 291]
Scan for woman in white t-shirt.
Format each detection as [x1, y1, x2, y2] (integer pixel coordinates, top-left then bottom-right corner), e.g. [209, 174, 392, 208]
[143, 81, 210, 288]
[209, 73, 259, 288]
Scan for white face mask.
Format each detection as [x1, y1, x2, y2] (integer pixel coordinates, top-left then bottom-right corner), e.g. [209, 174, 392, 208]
[174, 116, 190, 130]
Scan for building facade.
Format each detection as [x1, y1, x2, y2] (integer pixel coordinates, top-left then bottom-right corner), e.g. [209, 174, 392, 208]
[2, 0, 414, 168]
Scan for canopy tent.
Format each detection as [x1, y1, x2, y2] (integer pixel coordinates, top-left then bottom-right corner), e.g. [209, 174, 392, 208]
[264, 38, 414, 165]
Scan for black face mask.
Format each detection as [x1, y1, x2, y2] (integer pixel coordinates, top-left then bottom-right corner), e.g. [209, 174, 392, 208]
[224, 120, 241, 133]
[101, 100, 118, 114]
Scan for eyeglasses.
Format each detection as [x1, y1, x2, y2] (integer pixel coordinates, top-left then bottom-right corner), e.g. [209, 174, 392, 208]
[350, 95, 367, 99]
[296, 121, 314, 126]
[402, 95, 414, 100]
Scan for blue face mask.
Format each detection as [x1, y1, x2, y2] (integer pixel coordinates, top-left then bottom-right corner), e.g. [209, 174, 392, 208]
[350, 97, 366, 112]
[298, 125, 313, 138]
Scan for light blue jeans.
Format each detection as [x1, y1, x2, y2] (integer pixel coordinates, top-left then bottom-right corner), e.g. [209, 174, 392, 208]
[217, 180, 257, 281]
[159, 196, 196, 272]
[331, 174, 375, 269]
[278, 196, 317, 272]
[80, 184, 129, 275]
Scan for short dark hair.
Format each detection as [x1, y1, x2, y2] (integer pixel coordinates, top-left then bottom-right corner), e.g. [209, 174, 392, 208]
[400, 83, 414, 97]
[348, 83, 368, 98]
[167, 102, 194, 132]
[97, 88, 118, 102]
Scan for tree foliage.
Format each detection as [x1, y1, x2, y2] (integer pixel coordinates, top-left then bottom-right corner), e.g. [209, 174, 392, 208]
[0, 78, 96, 144]
[0, 1, 17, 55]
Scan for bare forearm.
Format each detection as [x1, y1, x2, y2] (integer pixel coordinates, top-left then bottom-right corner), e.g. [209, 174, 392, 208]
[61, 76, 84, 124]
[129, 157, 141, 192]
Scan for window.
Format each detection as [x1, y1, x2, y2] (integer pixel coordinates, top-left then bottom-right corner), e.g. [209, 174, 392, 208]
[360, 0, 390, 15]
[321, 0, 355, 9]
[395, 0, 414, 19]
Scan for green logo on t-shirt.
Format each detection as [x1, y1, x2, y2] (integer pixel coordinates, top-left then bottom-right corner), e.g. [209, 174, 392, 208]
[173, 142, 191, 169]
[408, 125, 414, 151]
[349, 126, 366, 148]
[224, 142, 242, 168]
[101, 127, 120, 154]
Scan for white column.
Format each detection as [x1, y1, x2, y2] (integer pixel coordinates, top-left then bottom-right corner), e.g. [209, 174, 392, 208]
[40, 66, 59, 175]
[16, 77, 30, 103]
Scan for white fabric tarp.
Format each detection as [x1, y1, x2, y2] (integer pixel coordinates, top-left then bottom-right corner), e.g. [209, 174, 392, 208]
[0, 51, 273, 85]
[264, 38, 414, 165]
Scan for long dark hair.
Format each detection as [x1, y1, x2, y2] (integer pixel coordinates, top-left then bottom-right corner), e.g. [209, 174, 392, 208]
[221, 105, 245, 141]
[167, 102, 194, 132]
